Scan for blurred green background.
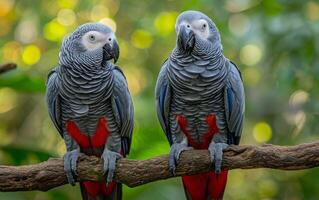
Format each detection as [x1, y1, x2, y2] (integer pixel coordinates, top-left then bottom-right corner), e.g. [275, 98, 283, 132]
[0, 0, 319, 199]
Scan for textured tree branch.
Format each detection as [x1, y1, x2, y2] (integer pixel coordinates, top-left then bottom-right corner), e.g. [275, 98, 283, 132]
[1, 142, 319, 192]
[0, 63, 17, 74]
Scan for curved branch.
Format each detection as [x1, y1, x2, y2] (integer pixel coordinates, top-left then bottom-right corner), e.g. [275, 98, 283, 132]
[0, 63, 17, 74]
[0, 142, 319, 192]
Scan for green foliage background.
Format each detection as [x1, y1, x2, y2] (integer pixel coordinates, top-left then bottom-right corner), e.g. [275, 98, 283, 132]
[0, 0, 319, 199]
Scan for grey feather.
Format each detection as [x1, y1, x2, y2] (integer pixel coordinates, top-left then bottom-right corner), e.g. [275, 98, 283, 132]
[111, 66, 134, 155]
[155, 60, 173, 145]
[46, 68, 63, 136]
[224, 62, 245, 144]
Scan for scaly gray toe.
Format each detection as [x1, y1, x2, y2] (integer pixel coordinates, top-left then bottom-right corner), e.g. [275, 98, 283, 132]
[63, 149, 82, 186]
[209, 142, 228, 174]
[101, 149, 122, 184]
[169, 143, 191, 175]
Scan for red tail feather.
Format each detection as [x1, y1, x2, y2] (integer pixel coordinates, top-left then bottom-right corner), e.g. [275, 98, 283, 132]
[66, 118, 109, 150]
[66, 120, 90, 149]
[177, 113, 227, 199]
[91, 118, 109, 148]
[182, 171, 228, 200]
[208, 171, 228, 200]
[66, 118, 117, 199]
[176, 114, 218, 149]
[82, 181, 116, 197]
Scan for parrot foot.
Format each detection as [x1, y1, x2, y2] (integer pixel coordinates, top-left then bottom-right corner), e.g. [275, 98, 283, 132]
[101, 148, 122, 184]
[208, 142, 228, 174]
[169, 143, 193, 175]
[63, 149, 83, 186]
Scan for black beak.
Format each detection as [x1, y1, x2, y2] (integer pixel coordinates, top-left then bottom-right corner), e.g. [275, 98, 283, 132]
[103, 39, 120, 64]
[177, 25, 195, 52]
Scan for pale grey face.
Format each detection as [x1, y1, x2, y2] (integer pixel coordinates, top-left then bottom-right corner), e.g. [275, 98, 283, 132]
[60, 23, 119, 67]
[81, 30, 115, 52]
[174, 10, 221, 54]
[176, 17, 210, 40]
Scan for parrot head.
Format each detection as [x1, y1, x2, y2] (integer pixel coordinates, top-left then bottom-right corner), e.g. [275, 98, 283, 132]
[175, 10, 222, 55]
[59, 23, 119, 67]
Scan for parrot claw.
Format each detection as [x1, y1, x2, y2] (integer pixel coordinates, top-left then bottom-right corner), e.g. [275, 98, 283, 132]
[101, 148, 122, 184]
[208, 142, 228, 174]
[169, 143, 193, 175]
[63, 149, 83, 186]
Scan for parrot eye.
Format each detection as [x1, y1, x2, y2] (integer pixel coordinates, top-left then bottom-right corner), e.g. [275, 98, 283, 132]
[202, 23, 207, 29]
[88, 34, 96, 41]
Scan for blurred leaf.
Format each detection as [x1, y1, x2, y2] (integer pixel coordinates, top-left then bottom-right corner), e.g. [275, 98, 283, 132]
[0, 145, 54, 165]
[0, 71, 45, 93]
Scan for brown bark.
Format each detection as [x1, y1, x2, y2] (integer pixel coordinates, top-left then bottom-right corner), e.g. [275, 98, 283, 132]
[0, 63, 17, 74]
[0, 142, 319, 192]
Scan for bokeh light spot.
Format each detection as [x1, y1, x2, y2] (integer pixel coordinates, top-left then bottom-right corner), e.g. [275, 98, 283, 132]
[57, 9, 76, 26]
[240, 44, 262, 66]
[285, 90, 308, 134]
[2, 41, 22, 62]
[154, 12, 178, 36]
[15, 19, 38, 44]
[0, 0, 14, 17]
[253, 122, 272, 143]
[225, 0, 262, 13]
[289, 90, 309, 107]
[22, 45, 41, 66]
[43, 20, 67, 42]
[0, 88, 17, 114]
[228, 13, 250, 37]
[99, 18, 117, 32]
[131, 29, 153, 49]
[91, 5, 109, 21]
[57, 0, 78, 9]
[124, 68, 147, 96]
[104, 0, 120, 16]
[294, 111, 306, 127]
[305, 1, 319, 21]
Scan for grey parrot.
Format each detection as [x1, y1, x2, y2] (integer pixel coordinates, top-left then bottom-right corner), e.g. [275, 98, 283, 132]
[46, 23, 134, 200]
[155, 11, 245, 200]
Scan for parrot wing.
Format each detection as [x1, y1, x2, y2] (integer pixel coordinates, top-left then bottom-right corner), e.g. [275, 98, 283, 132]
[224, 61, 245, 145]
[46, 67, 63, 137]
[155, 60, 173, 145]
[111, 66, 134, 156]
